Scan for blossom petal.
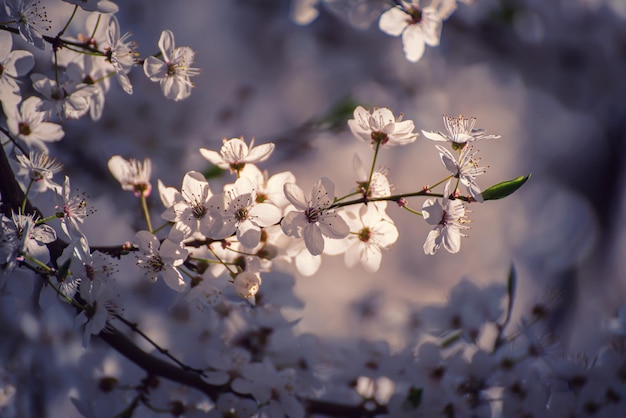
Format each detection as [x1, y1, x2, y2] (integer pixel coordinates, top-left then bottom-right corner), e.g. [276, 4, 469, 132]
[283, 183, 308, 210]
[402, 26, 426, 62]
[379, 7, 408, 37]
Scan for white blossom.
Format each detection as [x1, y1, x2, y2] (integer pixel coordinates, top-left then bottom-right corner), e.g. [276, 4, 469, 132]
[134, 231, 188, 292]
[281, 177, 349, 256]
[200, 136, 275, 173]
[15, 151, 62, 193]
[4, 0, 51, 49]
[160, 171, 222, 240]
[31, 71, 99, 120]
[233, 271, 262, 303]
[436, 144, 487, 201]
[421, 181, 469, 254]
[105, 16, 136, 94]
[209, 177, 282, 248]
[54, 176, 90, 239]
[422, 114, 501, 147]
[4, 96, 64, 151]
[325, 205, 398, 273]
[348, 106, 418, 147]
[0, 211, 56, 275]
[143, 29, 200, 101]
[379, 1, 443, 62]
[107, 155, 152, 197]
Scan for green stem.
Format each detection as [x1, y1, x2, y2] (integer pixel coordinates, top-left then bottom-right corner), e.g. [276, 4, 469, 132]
[402, 205, 423, 216]
[90, 14, 102, 40]
[21, 180, 34, 213]
[22, 253, 54, 272]
[35, 213, 63, 225]
[140, 192, 153, 233]
[365, 141, 381, 198]
[58, 5, 78, 37]
[152, 222, 171, 234]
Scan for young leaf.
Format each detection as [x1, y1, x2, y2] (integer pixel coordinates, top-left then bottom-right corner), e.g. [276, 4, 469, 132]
[481, 174, 531, 201]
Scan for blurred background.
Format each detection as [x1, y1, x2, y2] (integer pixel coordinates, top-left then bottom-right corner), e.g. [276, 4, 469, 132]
[26, 0, 626, 353]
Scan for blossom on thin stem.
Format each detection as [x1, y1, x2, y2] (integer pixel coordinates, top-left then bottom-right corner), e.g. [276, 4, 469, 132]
[54, 176, 91, 239]
[436, 144, 486, 202]
[143, 29, 200, 101]
[353, 154, 392, 211]
[107, 155, 152, 197]
[378, 1, 443, 63]
[16, 151, 63, 193]
[134, 231, 188, 292]
[281, 177, 349, 256]
[422, 114, 501, 148]
[105, 16, 136, 94]
[421, 181, 469, 254]
[348, 106, 417, 147]
[200, 137, 275, 173]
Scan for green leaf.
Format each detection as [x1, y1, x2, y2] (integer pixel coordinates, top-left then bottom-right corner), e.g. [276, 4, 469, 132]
[202, 164, 225, 180]
[481, 174, 531, 201]
[503, 263, 516, 328]
[404, 387, 423, 409]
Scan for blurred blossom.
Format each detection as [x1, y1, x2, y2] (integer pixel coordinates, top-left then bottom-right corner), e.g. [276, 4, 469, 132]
[378, 0, 444, 62]
[4, 96, 64, 151]
[62, 0, 118, 13]
[107, 155, 152, 197]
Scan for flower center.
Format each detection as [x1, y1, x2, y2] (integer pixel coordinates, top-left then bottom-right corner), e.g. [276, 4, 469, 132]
[191, 203, 207, 219]
[147, 255, 165, 272]
[235, 207, 248, 222]
[18, 122, 31, 136]
[305, 207, 320, 223]
[358, 227, 372, 243]
[370, 131, 389, 145]
[407, 7, 422, 24]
